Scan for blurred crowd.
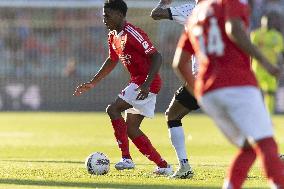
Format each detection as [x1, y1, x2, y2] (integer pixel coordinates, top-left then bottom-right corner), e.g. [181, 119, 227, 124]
[0, 0, 283, 78]
[250, 0, 284, 32]
[0, 8, 107, 77]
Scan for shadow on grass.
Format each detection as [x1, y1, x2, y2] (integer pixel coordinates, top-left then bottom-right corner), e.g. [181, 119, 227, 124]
[0, 178, 221, 189]
[1, 160, 230, 168]
[0, 159, 156, 166]
[1, 159, 83, 164]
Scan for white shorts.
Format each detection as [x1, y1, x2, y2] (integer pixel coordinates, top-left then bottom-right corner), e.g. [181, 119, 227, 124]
[199, 86, 274, 147]
[118, 83, 157, 118]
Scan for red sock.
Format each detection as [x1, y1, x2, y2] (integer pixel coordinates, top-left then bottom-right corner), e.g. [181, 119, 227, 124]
[132, 135, 167, 167]
[225, 146, 256, 189]
[111, 118, 131, 159]
[255, 137, 284, 187]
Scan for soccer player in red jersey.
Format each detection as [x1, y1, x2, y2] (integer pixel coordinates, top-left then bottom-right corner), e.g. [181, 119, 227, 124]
[173, 0, 284, 188]
[74, 0, 173, 175]
[151, 0, 197, 179]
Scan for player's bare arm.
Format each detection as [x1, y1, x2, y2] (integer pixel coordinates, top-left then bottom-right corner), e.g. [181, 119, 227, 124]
[172, 47, 194, 94]
[136, 52, 162, 100]
[225, 18, 281, 78]
[74, 57, 117, 96]
[150, 0, 172, 20]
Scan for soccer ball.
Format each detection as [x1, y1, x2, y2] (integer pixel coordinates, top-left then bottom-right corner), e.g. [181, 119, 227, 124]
[85, 152, 110, 175]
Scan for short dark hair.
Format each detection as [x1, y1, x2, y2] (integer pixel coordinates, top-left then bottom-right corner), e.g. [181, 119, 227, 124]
[104, 0, 128, 17]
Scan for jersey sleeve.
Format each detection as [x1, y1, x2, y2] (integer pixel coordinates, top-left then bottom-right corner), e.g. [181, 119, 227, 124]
[177, 30, 194, 54]
[125, 25, 157, 56]
[169, 2, 196, 25]
[224, 0, 250, 25]
[108, 34, 119, 62]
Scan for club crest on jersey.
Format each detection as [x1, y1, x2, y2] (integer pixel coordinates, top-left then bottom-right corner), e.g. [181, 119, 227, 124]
[142, 41, 149, 49]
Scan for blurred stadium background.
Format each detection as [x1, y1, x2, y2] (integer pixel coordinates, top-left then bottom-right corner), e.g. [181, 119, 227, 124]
[0, 0, 284, 113]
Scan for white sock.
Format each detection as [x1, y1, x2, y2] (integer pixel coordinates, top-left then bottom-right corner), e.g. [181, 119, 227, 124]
[169, 126, 188, 162]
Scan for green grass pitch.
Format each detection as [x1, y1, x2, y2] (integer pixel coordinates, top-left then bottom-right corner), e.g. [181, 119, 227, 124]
[0, 112, 283, 189]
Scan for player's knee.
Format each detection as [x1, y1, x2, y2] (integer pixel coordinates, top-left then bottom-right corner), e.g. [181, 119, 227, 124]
[127, 129, 134, 139]
[127, 127, 139, 140]
[105, 105, 111, 115]
[166, 107, 179, 121]
[106, 104, 116, 117]
[165, 108, 171, 121]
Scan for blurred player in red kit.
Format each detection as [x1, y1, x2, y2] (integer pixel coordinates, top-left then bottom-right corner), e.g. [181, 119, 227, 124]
[172, 0, 284, 188]
[74, 0, 172, 175]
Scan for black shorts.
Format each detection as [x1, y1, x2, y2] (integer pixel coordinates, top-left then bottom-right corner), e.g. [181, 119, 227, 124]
[174, 86, 200, 111]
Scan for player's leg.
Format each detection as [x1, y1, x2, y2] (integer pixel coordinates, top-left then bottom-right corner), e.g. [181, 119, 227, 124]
[107, 82, 144, 167]
[106, 97, 134, 170]
[166, 98, 189, 164]
[166, 86, 198, 178]
[224, 141, 257, 189]
[212, 87, 284, 187]
[227, 87, 284, 187]
[126, 113, 144, 139]
[118, 82, 173, 175]
[199, 88, 258, 188]
[261, 89, 284, 161]
[126, 113, 172, 175]
[254, 138, 284, 187]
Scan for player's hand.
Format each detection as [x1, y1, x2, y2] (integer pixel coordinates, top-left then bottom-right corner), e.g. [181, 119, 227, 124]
[73, 82, 95, 96]
[264, 62, 281, 79]
[270, 66, 281, 79]
[260, 56, 281, 79]
[135, 83, 150, 100]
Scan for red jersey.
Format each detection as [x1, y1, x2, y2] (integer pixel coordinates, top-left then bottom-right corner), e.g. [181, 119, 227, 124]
[108, 22, 162, 94]
[181, 0, 258, 98]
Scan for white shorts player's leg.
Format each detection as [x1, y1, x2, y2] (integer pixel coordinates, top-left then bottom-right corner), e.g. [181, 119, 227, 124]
[199, 90, 246, 147]
[199, 86, 274, 147]
[118, 83, 157, 118]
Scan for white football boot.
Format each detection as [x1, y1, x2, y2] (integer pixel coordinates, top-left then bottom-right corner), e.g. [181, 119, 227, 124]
[153, 164, 173, 176]
[115, 158, 135, 170]
[169, 161, 194, 179]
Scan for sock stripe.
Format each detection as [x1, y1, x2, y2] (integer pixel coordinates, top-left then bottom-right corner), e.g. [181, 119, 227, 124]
[167, 120, 182, 128]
